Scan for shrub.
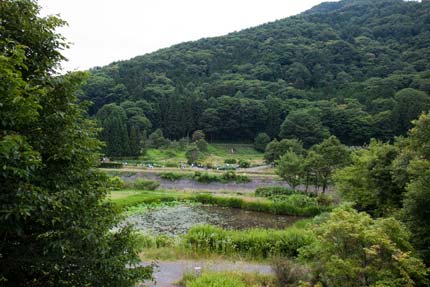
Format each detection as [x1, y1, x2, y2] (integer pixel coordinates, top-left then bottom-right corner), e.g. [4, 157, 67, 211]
[165, 149, 177, 157]
[187, 272, 245, 287]
[99, 162, 123, 168]
[196, 139, 208, 152]
[193, 172, 219, 183]
[284, 194, 318, 208]
[254, 132, 271, 152]
[238, 159, 250, 168]
[178, 137, 190, 150]
[108, 176, 124, 190]
[133, 179, 160, 190]
[186, 144, 201, 164]
[192, 171, 251, 184]
[271, 258, 312, 287]
[221, 171, 251, 183]
[192, 130, 205, 142]
[255, 186, 298, 198]
[224, 158, 237, 164]
[148, 128, 170, 148]
[316, 194, 335, 206]
[192, 193, 326, 217]
[169, 140, 180, 150]
[160, 172, 186, 181]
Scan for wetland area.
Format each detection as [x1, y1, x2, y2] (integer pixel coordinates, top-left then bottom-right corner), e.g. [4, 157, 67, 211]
[125, 204, 301, 236]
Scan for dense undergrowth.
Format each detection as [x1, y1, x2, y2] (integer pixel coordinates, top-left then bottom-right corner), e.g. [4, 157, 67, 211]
[183, 225, 313, 259]
[134, 218, 314, 260]
[177, 271, 277, 287]
[160, 171, 251, 183]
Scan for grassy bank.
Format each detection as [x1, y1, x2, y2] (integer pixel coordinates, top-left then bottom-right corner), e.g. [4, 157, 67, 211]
[183, 224, 314, 259]
[177, 271, 277, 287]
[134, 218, 314, 261]
[109, 143, 265, 167]
[111, 190, 332, 217]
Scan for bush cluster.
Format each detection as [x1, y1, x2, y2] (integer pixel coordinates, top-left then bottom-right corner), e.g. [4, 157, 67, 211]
[193, 194, 328, 216]
[133, 179, 160, 190]
[108, 176, 124, 190]
[238, 159, 251, 168]
[192, 171, 251, 184]
[224, 158, 237, 164]
[160, 172, 187, 181]
[255, 186, 315, 198]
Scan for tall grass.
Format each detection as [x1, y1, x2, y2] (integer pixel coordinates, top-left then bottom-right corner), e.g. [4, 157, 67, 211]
[183, 225, 314, 258]
[133, 179, 160, 190]
[178, 271, 277, 287]
[255, 186, 312, 198]
[160, 172, 189, 181]
[193, 194, 328, 216]
[159, 171, 251, 184]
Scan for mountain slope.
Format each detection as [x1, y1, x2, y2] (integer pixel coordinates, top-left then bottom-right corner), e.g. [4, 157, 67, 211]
[82, 0, 430, 154]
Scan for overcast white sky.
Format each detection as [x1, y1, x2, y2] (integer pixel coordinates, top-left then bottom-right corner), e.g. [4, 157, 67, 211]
[39, 0, 337, 72]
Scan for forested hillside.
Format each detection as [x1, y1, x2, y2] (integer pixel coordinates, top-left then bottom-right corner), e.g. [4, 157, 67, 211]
[80, 0, 430, 156]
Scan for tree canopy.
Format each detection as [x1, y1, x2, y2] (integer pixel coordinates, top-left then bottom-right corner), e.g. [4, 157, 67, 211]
[80, 0, 430, 147]
[0, 1, 151, 285]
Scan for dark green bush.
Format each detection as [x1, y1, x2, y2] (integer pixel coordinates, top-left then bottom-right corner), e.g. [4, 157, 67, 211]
[221, 171, 251, 183]
[192, 171, 251, 184]
[196, 139, 208, 152]
[193, 172, 219, 183]
[271, 258, 312, 287]
[192, 193, 327, 216]
[133, 179, 160, 190]
[160, 172, 186, 181]
[224, 158, 237, 164]
[255, 186, 310, 198]
[238, 159, 251, 168]
[99, 162, 123, 168]
[108, 176, 124, 190]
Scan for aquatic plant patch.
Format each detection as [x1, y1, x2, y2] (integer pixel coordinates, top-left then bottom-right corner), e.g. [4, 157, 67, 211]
[183, 224, 314, 258]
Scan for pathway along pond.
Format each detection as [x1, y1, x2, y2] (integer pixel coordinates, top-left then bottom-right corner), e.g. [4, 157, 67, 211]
[125, 204, 302, 236]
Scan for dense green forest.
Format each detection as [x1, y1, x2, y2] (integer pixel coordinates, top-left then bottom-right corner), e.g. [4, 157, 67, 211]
[81, 0, 430, 156]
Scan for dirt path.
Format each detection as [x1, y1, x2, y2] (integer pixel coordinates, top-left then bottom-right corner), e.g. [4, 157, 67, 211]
[138, 260, 272, 287]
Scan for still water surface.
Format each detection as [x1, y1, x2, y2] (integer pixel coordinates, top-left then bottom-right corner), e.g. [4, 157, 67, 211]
[125, 204, 301, 236]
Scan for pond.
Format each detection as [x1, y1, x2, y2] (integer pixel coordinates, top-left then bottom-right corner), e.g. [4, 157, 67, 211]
[124, 204, 301, 236]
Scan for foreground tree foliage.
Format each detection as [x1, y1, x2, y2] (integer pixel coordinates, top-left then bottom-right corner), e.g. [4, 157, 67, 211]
[300, 207, 428, 287]
[400, 113, 430, 265]
[334, 140, 404, 217]
[334, 112, 430, 267]
[0, 1, 151, 286]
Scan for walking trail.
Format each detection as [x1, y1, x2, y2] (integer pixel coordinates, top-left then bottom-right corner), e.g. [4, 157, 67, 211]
[138, 260, 272, 287]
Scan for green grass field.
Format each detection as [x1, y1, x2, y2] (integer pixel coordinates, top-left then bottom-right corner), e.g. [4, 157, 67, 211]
[114, 143, 265, 167]
[202, 143, 264, 166]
